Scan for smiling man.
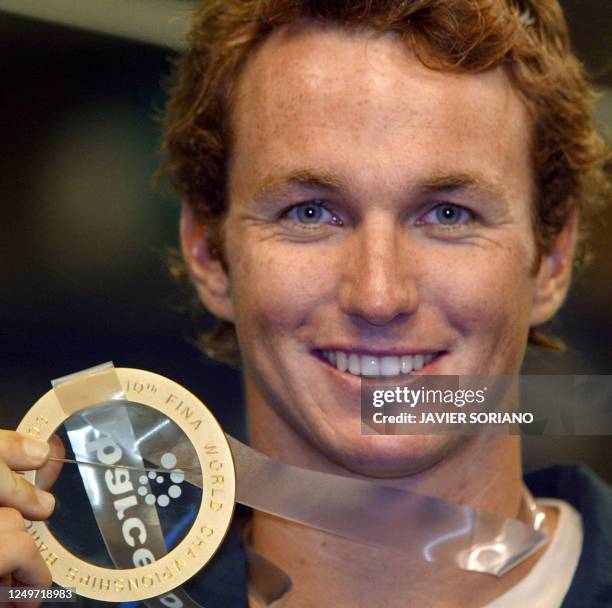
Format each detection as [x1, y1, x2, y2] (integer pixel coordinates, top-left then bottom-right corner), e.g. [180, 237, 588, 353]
[159, 0, 612, 606]
[0, 0, 610, 607]
[205, 26, 542, 480]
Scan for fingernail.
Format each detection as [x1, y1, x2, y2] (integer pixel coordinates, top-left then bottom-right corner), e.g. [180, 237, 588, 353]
[37, 490, 55, 513]
[23, 437, 50, 463]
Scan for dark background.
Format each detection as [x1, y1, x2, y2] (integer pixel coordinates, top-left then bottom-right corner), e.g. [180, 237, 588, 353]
[1, 1, 610, 480]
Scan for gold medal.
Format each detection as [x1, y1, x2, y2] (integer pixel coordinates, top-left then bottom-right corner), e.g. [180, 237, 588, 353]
[17, 366, 236, 602]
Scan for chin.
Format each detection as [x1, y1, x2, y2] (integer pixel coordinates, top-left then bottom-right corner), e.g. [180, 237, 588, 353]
[314, 431, 470, 478]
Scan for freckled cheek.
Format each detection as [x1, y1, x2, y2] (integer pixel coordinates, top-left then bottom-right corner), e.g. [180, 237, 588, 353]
[425, 248, 535, 339]
[230, 243, 337, 331]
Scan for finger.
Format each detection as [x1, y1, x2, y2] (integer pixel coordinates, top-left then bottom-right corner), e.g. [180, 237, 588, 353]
[0, 508, 25, 533]
[36, 436, 65, 492]
[0, 460, 55, 520]
[11, 599, 45, 608]
[11, 597, 45, 608]
[0, 432, 50, 471]
[0, 530, 52, 587]
[0, 573, 12, 586]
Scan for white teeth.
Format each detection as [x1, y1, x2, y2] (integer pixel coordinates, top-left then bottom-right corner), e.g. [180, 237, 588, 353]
[400, 355, 413, 374]
[348, 353, 361, 375]
[360, 355, 380, 376]
[380, 356, 400, 376]
[322, 350, 439, 377]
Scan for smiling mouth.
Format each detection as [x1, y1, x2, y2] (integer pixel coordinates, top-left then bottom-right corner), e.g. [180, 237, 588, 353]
[316, 350, 445, 378]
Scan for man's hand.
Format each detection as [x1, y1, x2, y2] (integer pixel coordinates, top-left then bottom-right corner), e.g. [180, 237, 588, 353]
[0, 431, 64, 607]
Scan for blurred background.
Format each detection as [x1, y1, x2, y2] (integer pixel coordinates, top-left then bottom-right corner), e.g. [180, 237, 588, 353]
[1, 0, 610, 481]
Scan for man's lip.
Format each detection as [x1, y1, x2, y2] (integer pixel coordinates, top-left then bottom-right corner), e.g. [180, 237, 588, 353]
[313, 346, 445, 357]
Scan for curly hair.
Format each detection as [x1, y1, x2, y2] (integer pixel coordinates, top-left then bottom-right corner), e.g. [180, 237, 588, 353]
[160, 0, 611, 364]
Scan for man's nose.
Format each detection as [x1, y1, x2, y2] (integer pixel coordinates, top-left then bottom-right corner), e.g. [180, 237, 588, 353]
[338, 218, 419, 326]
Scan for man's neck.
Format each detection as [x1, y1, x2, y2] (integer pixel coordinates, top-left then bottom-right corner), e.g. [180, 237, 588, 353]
[246, 387, 553, 608]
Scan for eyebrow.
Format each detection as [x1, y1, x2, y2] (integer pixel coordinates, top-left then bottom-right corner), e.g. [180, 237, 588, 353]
[252, 169, 350, 203]
[419, 173, 510, 208]
[252, 168, 510, 208]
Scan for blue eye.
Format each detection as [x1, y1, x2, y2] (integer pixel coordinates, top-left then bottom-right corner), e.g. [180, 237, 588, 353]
[422, 204, 472, 226]
[287, 202, 341, 226]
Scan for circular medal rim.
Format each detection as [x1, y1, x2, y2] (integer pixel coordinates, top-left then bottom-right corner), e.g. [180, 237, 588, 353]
[17, 367, 236, 602]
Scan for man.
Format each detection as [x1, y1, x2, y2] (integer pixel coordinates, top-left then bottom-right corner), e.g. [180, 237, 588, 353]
[0, 0, 610, 606]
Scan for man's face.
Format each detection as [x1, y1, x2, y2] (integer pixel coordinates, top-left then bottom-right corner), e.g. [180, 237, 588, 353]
[215, 25, 544, 475]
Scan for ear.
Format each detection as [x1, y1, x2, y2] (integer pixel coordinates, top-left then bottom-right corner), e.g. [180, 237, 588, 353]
[529, 207, 578, 326]
[180, 202, 234, 322]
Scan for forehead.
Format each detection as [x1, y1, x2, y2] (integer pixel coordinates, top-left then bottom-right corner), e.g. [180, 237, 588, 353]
[229, 23, 532, 203]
